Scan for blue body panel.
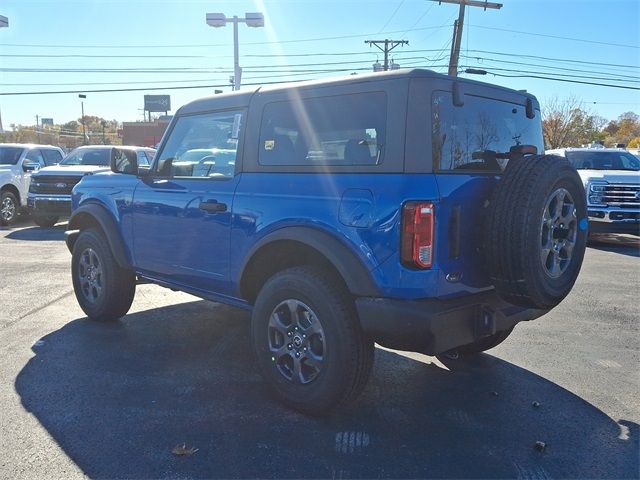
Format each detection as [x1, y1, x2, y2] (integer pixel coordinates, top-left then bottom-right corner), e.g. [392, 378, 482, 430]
[73, 169, 496, 302]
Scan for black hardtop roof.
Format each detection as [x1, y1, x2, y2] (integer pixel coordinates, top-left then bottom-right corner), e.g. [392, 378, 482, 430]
[177, 68, 539, 115]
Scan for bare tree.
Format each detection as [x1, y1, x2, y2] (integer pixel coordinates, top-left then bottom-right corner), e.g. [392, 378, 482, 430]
[541, 96, 584, 149]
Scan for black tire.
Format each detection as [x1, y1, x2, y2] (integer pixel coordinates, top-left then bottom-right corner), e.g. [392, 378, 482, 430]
[33, 215, 59, 228]
[251, 266, 374, 415]
[71, 228, 136, 321]
[457, 327, 514, 355]
[0, 191, 19, 226]
[484, 155, 588, 309]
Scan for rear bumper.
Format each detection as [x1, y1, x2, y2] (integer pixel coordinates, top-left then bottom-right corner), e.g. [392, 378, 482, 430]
[356, 291, 547, 355]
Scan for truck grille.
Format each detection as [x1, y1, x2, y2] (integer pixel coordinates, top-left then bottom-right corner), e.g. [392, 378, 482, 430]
[30, 175, 82, 195]
[602, 184, 640, 207]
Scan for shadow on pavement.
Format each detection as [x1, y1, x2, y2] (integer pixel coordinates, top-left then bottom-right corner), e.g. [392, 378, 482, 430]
[588, 233, 640, 258]
[16, 301, 639, 479]
[5, 224, 66, 241]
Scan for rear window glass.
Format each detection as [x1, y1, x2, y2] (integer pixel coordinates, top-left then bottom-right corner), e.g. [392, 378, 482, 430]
[61, 148, 110, 166]
[259, 92, 387, 167]
[565, 151, 640, 171]
[432, 92, 544, 172]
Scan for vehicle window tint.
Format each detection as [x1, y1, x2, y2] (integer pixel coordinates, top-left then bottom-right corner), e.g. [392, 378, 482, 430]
[61, 148, 110, 166]
[258, 92, 387, 166]
[432, 92, 544, 172]
[42, 149, 63, 166]
[566, 151, 640, 171]
[136, 150, 149, 166]
[25, 149, 46, 167]
[0, 147, 24, 165]
[156, 111, 242, 179]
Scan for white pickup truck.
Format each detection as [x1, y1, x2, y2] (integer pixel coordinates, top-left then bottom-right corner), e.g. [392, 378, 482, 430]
[0, 144, 65, 226]
[547, 147, 640, 235]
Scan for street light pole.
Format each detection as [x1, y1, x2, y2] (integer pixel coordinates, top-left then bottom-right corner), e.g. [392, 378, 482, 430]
[232, 16, 241, 92]
[206, 12, 264, 91]
[78, 94, 87, 145]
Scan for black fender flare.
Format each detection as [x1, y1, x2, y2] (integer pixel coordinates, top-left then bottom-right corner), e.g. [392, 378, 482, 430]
[239, 226, 381, 297]
[66, 203, 133, 270]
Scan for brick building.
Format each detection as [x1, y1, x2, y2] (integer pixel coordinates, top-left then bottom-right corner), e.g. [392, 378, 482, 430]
[122, 119, 171, 147]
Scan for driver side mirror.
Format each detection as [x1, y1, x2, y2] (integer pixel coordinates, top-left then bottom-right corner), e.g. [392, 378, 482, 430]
[22, 161, 40, 172]
[110, 148, 138, 175]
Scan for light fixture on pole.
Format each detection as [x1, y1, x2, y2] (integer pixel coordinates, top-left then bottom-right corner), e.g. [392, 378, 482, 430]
[78, 94, 87, 145]
[206, 12, 264, 91]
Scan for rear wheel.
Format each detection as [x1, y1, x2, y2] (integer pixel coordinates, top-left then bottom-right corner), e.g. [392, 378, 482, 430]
[0, 191, 19, 226]
[71, 228, 136, 321]
[484, 155, 588, 309]
[251, 266, 374, 415]
[33, 215, 59, 228]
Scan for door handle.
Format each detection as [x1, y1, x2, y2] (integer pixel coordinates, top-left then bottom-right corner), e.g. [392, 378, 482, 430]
[199, 200, 227, 213]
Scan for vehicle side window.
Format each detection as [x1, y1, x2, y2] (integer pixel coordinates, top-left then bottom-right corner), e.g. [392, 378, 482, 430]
[136, 150, 150, 166]
[258, 92, 386, 167]
[432, 92, 544, 172]
[156, 111, 242, 179]
[42, 149, 63, 166]
[620, 153, 640, 170]
[25, 149, 46, 168]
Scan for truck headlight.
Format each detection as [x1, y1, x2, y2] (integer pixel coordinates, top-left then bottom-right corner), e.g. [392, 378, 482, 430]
[587, 181, 608, 205]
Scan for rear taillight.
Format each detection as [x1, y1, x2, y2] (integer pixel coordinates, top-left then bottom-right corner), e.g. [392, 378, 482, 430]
[401, 202, 435, 269]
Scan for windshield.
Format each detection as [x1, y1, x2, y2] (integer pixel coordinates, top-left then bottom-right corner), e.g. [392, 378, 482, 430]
[0, 146, 25, 165]
[61, 148, 110, 166]
[565, 151, 640, 171]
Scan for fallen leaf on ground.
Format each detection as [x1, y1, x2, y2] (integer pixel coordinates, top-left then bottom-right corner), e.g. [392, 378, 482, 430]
[172, 443, 199, 456]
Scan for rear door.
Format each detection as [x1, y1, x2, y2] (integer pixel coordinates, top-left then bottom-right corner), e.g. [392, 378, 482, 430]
[431, 90, 544, 296]
[131, 109, 245, 295]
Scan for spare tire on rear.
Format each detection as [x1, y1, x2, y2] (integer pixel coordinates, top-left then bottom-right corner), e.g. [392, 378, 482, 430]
[484, 154, 588, 309]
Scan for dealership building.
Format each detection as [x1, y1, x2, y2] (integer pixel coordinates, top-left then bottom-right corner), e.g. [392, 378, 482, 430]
[122, 118, 171, 148]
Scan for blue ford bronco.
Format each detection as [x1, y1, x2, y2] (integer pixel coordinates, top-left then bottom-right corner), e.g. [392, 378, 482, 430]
[66, 69, 588, 414]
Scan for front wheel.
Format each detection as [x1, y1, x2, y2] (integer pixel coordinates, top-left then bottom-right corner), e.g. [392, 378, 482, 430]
[251, 266, 374, 415]
[71, 228, 136, 321]
[0, 191, 19, 226]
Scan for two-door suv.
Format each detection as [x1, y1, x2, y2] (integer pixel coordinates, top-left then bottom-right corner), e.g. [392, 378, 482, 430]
[66, 70, 588, 414]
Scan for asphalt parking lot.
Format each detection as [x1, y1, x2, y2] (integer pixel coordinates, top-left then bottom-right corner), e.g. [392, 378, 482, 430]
[0, 217, 638, 479]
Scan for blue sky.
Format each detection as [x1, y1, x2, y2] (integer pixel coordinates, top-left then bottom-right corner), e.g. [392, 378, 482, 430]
[1, 0, 638, 128]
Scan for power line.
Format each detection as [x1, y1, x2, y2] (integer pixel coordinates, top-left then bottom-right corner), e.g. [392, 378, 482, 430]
[470, 69, 640, 91]
[3, 48, 637, 73]
[0, 25, 450, 50]
[469, 24, 640, 49]
[463, 63, 640, 84]
[461, 55, 640, 81]
[378, 0, 406, 34]
[464, 49, 640, 70]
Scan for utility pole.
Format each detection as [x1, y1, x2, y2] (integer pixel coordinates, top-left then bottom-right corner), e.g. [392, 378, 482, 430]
[365, 39, 408, 71]
[429, 0, 502, 77]
[78, 94, 87, 145]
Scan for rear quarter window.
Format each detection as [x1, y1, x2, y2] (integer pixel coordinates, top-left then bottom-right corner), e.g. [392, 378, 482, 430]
[258, 92, 387, 167]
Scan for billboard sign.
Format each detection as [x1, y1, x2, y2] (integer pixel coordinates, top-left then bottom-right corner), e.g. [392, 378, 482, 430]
[144, 95, 171, 112]
[41, 118, 54, 126]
